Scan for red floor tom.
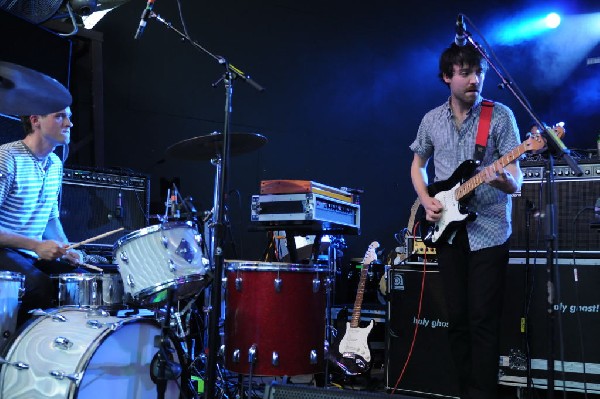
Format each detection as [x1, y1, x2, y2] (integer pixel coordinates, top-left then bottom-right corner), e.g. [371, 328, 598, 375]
[224, 261, 327, 376]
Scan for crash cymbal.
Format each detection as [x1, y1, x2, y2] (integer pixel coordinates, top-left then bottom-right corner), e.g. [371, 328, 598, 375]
[0, 61, 72, 115]
[166, 131, 268, 161]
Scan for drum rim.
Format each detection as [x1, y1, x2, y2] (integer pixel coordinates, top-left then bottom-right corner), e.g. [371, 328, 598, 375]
[113, 221, 197, 250]
[0, 271, 25, 282]
[225, 260, 328, 272]
[130, 273, 207, 305]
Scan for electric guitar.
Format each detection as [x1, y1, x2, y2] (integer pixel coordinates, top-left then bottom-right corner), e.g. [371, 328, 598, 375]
[331, 241, 380, 375]
[421, 133, 546, 247]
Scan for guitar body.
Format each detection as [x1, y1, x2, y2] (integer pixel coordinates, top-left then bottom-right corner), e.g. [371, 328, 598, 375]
[421, 160, 478, 247]
[331, 320, 374, 376]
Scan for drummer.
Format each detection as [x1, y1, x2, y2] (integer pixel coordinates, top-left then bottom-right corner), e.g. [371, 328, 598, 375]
[0, 106, 84, 328]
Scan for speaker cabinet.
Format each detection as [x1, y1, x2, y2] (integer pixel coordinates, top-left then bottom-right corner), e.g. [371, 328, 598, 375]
[499, 261, 600, 392]
[511, 162, 600, 254]
[385, 266, 460, 397]
[59, 167, 150, 245]
[264, 382, 391, 399]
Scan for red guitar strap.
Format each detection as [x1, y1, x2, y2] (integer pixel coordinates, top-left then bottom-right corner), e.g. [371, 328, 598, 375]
[474, 100, 494, 162]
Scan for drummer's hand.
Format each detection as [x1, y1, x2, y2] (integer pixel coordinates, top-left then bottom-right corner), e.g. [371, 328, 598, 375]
[34, 240, 67, 261]
[63, 249, 84, 265]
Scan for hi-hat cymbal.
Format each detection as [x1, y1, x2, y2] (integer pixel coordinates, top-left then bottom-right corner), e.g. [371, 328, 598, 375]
[0, 61, 72, 115]
[166, 131, 267, 161]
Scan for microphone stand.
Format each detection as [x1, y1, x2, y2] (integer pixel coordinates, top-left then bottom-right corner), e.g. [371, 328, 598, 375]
[462, 25, 583, 399]
[148, 12, 264, 399]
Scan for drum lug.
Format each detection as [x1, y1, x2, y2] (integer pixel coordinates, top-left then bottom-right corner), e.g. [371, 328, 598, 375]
[0, 357, 29, 370]
[119, 250, 129, 264]
[49, 369, 82, 384]
[233, 349, 240, 363]
[53, 336, 74, 350]
[30, 309, 67, 322]
[175, 238, 195, 263]
[127, 274, 135, 288]
[168, 259, 176, 273]
[310, 349, 318, 364]
[274, 277, 282, 293]
[235, 277, 243, 291]
[86, 319, 105, 329]
[312, 278, 321, 293]
[248, 344, 257, 364]
[272, 351, 279, 367]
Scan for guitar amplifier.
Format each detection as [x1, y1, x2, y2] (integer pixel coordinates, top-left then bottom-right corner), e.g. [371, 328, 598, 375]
[60, 167, 150, 245]
[510, 160, 600, 254]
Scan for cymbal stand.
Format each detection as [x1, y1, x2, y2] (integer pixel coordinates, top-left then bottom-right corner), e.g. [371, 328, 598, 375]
[325, 236, 346, 385]
[148, 11, 264, 399]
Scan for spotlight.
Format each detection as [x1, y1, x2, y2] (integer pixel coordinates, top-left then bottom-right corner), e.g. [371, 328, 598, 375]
[545, 12, 561, 29]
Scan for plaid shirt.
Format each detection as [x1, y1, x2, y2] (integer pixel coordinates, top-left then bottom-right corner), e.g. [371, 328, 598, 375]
[410, 97, 522, 251]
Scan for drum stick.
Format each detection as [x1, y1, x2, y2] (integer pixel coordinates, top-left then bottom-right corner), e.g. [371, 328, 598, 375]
[66, 227, 125, 250]
[79, 263, 104, 272]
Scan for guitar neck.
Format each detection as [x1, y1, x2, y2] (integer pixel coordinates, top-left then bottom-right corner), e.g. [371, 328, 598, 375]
[350, 264, 368, 328]
[455, 142, 527, 201]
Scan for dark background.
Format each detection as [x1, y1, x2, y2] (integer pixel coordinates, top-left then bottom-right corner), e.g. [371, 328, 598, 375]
[3, 0, 600, 261]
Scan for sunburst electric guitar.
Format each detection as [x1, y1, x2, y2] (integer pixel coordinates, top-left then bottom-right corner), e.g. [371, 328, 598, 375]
[332, 241, 380, 376]
[421, 133, 546, 247]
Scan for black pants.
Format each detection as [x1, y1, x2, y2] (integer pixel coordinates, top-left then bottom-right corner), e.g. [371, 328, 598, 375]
[437, 227, 509, 399]
[0, 249, 79, 329]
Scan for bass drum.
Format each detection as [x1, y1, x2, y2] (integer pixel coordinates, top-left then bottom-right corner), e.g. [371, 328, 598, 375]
[0, 308, 181, 399]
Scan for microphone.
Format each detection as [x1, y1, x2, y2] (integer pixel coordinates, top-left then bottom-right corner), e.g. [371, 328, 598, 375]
[455, 14, 467, 46]
[134, 0, 156, 40]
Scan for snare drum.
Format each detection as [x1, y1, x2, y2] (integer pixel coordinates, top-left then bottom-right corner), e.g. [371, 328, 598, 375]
[113, 222, 208, 305]
[224, 261, 327, 376]
[52, 273, 125, 309]
[0, 271, 24, 350]
[0, 307, 181, 398]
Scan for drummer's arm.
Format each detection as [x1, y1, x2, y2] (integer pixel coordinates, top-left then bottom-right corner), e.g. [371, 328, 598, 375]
[0, 225, 67, 261]
[43, 217, 83, 264]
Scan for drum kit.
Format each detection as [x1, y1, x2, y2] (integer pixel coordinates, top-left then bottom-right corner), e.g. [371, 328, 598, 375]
[0, 61, 332, 398]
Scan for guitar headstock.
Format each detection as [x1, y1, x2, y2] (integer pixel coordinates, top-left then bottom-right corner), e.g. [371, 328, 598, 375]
[524, 131, 547, 154]
[362, 241, 380, 266]
[527, 122, 566, 154]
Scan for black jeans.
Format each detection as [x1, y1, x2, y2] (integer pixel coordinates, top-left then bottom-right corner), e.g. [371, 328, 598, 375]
[437, 227, 509, 399]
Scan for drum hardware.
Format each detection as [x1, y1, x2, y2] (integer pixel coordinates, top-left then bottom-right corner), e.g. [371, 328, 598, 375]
[150, 287, 183, 399]
[0, 357, 29, 370]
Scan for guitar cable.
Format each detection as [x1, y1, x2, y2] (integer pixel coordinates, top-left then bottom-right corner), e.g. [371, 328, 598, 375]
[391, 221, 429, 394]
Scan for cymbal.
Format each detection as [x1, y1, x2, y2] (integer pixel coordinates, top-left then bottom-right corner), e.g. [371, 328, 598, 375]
[166, 131, 268, 161]
[0, 61, 72, 115]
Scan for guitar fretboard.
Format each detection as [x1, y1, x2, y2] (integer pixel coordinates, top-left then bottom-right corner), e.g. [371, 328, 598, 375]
[455, 141, 528, 201]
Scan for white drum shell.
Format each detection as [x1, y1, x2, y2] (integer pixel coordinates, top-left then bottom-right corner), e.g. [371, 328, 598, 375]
[113, 223, 207, 303]
[0, 308, 180, 399]
[0, 271, 24, 350]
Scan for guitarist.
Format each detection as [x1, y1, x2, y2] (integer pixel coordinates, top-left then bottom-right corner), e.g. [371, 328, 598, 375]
[409, 41, 523, 399]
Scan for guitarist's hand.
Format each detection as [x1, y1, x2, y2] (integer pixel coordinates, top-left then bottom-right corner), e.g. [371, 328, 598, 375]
[421, 196, 444, 222]
[483, 165, 518, 194]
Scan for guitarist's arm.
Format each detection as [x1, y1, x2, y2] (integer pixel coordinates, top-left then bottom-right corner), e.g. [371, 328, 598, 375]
[410, 153, 443, 222]
[481, 161, 523, 194]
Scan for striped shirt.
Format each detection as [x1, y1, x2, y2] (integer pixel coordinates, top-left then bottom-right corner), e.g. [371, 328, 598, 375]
[0, 140, 63, 253]
[410, 97, 522, 251]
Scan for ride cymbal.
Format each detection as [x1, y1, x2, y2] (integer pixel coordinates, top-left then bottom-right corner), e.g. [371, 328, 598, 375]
[166, 131, 267, 161]
[0, 61, 72, 115]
